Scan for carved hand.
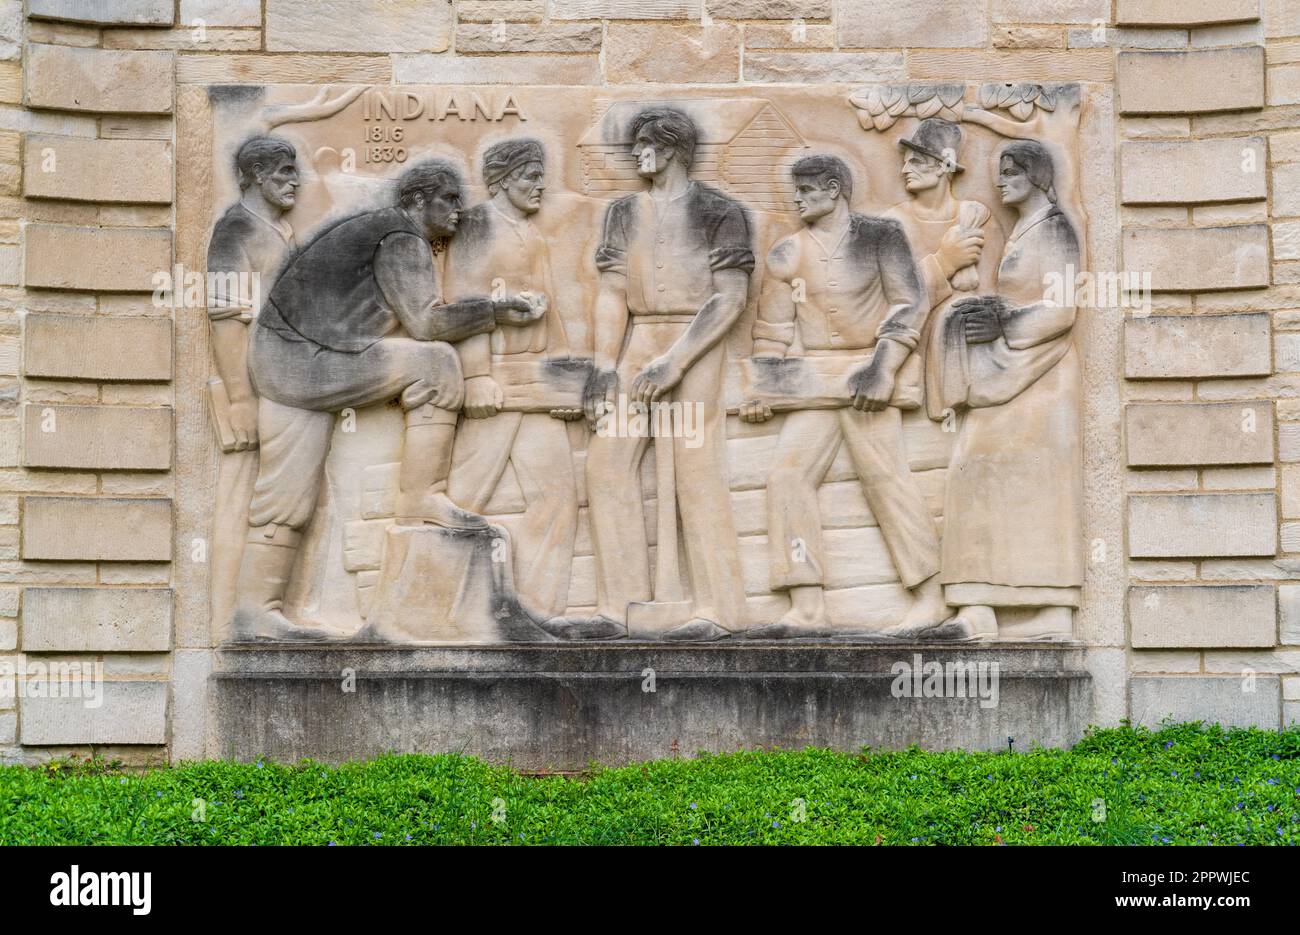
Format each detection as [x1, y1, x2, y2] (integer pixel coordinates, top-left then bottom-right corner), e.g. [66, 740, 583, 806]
[954, 296, 1006, 345]
[463, 375, 504, 419]
[229, 396, 259, 450]
[493, 296, 545, 327]
[582, 367, 618, 429]
[738, 399, 774, 424]
[631, 354, 685, 405]
[549, 408, 584, 422]
[937, 226, 985, 279]
[849, 360, 895, 412]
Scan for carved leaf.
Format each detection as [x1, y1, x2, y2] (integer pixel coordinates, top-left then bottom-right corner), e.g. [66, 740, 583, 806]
[1009, 100, 1035, 121]
[938, 85, 965, 108]
[872, 112, 898, 131]
[1038, 87, 1057, 111]
[907, 84, 935, 104]
[978, 84, 1000, 109]
[916, 96, 944, 119]
[996, 83, 1018, 108]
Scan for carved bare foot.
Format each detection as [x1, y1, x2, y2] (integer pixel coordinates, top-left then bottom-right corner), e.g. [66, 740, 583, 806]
[896, 575, 950, 631]
[663, 618, 731, 642]
[394, 490, 488, 530]
[538, 614, 627, 641]
[231, 608, 349, 642]
[743, 585, 833, 639]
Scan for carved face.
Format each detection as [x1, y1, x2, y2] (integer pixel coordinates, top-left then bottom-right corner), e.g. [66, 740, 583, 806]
[412, 186, 463, 238]
[503, 161, 545, 214]
[632, 128, 669, 178]
[901, 149, 946, 194]
[997, 156, 1033, 207]
[257, 156, 301, 210]
[792, 177, 839, 222]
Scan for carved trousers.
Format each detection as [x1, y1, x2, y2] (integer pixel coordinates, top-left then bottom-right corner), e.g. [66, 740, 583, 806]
[247, 326, 463, 531]
[585, 325, 745, 629]
[766, 406, 940, 592]
[447, 411, 579, 619]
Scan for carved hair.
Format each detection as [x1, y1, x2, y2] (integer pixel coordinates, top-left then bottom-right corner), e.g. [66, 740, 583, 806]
[482, 138, 545, 194]
[790, 154, 854, 203]
[397, 158, 464, 207]
[235, 136, 297, 191]
[628, 107, 698, 169]
[1000, 140, 1058, 204]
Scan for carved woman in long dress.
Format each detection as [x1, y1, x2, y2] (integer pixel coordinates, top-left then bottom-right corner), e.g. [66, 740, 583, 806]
[924, 140, 1083, 640]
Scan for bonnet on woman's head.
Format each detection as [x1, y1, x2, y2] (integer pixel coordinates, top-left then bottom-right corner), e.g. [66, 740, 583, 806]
[1001, 140, 1057, 204]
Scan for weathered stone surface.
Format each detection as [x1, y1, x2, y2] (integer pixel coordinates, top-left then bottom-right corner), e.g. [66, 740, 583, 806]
[180, 0, 261, 26]
[1130, 585, 1276, 648]
[266, 0, 451, 53]
[605, 23, 739, 83]
[1126, 402, 1273, 466]
[712, 0, 829, 16]
[21, 497, 172, 561]
[838, 0, 987, 49]
[393, 54, 597, 85]
[24, 44, 173, 114]
[1122, 226, 1270, 291]
[1117, 0, 1260, 27]
[1130, 676, 1280, 729]
[744, 51, 905, 82]
[24, 224, 171, 292]
[1124, 313, 1272, 379]
[992, 0, 1108, 23]
[21, 681, 168, 745]
[22, 587, 171, 651]
[907, 49, 1111, 81]
[455, 23, 601, 53]
[28, 0, 173, 25]
[178, 54, 391, 84]
[993, 27, 1065, 50]
[1281, 585, 1300, 643]
[21, 404, 172, 471]
[23, 136, 173, 204]
[550, 0, 700, 17]
[1120, 139, 1267, 204]
[102, 27, 262, 51]
[1118, 48, 1266, 114]
[1128, 493, 1277, 558]
[23, 314, 172, 382]
[1272, 163, 1300, 217]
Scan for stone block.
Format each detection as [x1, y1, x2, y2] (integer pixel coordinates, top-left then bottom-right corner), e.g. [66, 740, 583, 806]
[23, 135, 173, 204]
[1118, 48, 1266, 114]
[1124, 313, 1271, 378]
[21, 404, 171, 471]
[1125, 402, 1273, 466]
[24, 44, 173, 114]
[1129, 584, 1275, 647]
[20, 680, 168, 745]
[454, 23, 601, 53]
[1120, 139, 1267, 204]
[1130, 676, 1280, 729]
[28, 0, 173, 25]
[23, 314, 172, 382]
[1117, 0, 1260, 27]
[24, 224, 171, 292]
[1128, 493, 1277, 557]
[550, 0, 700, 17]
[180, 0, 261, 27]
[838, 0, 987, 49]
[265, 0, 451, 52]
[1122, 226, 1270, 291]
[21, 497, 171, 561]
[22, 587, 171, 651]
[992, 0, 1108, 23]
[605, 23, 739, 83]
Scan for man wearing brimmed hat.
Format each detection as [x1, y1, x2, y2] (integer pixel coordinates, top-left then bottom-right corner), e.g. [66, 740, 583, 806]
[885, 118, 996, 410]
[232, 158, 546, 641]
[443, 138, 580, 624]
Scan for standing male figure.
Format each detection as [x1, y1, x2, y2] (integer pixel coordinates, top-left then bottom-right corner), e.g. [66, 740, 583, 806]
[739, 155, 948, 638]
[206, 136, 300, 635]
[444, 138, 581, 623]
[233, 158, 543, 640]
[577, 106, 752, 642]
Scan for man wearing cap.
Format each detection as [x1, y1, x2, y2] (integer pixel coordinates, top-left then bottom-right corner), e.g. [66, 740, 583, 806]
[883, 118, 996, 408]
[577, 106, 753, 642]
[738, 154, 948, 638]
[444, 138, 580, 622]
[232, 158, 544, 641]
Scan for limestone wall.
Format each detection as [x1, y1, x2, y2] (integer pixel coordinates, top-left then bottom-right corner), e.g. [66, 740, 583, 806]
[0, 0, 1297, 763]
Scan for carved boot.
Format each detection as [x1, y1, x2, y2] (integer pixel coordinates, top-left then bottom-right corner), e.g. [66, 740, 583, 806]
[395, 403, 488, 529]
[231, 524, 345, 641]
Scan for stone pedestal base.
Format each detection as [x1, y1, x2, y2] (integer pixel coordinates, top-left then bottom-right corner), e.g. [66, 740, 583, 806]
[212, 643, 1093, 769]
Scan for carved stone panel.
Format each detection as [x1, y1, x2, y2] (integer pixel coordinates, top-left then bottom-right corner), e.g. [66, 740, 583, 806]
[198, 82, 1087, 645]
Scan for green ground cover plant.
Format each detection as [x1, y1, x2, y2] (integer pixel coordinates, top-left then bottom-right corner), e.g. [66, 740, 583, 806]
[1, 723, 1296, 845]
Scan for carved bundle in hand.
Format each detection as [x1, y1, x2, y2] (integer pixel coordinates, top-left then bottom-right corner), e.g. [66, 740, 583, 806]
[952, 202, 991, 293]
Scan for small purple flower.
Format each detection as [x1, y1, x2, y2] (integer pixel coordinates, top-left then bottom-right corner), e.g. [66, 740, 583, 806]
[692, 838, 700, 845]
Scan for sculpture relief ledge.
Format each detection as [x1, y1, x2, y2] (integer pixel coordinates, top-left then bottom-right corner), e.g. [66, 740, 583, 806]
[196, 81, 1089, 647]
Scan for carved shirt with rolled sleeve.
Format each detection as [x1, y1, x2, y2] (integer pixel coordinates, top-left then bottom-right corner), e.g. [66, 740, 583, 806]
[753, 213, 925, 355]
[594, 181, 755, 315]
[205, 202, 296, 322]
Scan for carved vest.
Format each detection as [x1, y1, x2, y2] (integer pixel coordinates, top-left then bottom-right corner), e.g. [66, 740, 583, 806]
[261, 207, 430, 353]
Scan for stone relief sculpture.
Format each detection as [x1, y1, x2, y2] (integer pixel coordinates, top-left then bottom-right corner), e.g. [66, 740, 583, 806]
[200, 83, 1088, 645]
